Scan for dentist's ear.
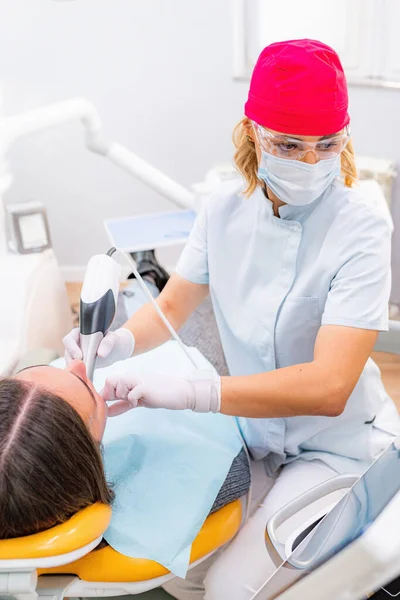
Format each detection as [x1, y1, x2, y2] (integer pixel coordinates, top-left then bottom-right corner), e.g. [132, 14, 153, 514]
[243, 119, 255, 144]
[66, 359, 88, 381]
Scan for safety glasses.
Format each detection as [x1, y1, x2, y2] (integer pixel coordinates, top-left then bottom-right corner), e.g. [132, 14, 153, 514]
[252, 122, 351, 161]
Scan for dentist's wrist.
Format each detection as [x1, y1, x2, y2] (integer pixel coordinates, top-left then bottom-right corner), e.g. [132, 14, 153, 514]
[186, 370, 221, 413]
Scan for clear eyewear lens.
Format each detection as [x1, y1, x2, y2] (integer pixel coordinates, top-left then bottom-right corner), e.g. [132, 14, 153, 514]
[254, 123, 350, 160]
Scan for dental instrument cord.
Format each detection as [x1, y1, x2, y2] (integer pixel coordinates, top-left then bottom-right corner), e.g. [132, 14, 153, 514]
[109, 247, 199, 369]
[109, 246, 253, 524]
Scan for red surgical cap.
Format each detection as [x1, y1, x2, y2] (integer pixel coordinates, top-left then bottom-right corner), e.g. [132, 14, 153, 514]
[244, 39, 350, 136]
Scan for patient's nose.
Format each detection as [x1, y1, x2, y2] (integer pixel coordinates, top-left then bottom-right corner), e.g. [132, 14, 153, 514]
[67, 359, 88, 381]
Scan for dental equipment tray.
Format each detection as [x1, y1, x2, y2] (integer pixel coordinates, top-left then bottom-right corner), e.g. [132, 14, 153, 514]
[104, 209, 197, 253]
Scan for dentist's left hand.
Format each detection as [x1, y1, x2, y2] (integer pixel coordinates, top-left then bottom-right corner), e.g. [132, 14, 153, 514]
[102, 371, 221, 416]
[63, 327, 135, 368]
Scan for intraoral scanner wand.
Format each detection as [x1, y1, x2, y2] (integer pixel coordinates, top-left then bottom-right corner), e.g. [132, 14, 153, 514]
[80, 246, 199, 381]
[80, 252, 122, 381]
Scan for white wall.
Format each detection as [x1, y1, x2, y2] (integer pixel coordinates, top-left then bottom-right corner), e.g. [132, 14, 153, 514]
[0, 0, 399, 302]
[0, 0, 247, 277]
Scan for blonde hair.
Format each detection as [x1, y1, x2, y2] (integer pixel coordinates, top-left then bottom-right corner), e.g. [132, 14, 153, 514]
[233, 118, 357, 197]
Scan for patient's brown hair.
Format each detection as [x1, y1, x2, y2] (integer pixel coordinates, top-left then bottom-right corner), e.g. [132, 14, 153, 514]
[0, 378, 113, 539]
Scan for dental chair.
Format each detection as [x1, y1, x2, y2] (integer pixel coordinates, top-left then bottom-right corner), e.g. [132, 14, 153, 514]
[1, 457, 399, 600]
[0, 500, 242, 600]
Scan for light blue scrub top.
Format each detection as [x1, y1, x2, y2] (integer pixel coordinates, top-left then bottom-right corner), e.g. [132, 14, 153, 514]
[176, 179, 400, 475]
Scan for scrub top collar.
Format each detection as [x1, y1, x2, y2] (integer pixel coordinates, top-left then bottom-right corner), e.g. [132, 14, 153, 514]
[253, 185, 327, 224]
[278, 200, 320, 223]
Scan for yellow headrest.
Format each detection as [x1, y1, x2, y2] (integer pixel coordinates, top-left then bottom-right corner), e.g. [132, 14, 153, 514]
[0, 503, 111, 559]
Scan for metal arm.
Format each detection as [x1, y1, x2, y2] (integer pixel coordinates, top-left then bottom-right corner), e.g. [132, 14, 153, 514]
[0, 96, 194, 212]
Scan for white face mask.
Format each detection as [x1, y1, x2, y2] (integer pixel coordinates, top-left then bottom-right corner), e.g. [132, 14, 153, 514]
[258, 152, 341, 207]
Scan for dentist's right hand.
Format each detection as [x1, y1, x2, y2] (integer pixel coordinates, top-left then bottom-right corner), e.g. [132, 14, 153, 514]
[63, 327, 135, 368]
[101, 369, 221, 416]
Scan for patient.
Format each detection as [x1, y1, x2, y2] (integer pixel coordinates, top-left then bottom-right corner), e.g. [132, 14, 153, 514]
[0, 360, 113, 539]
[0, 358, 249, 541]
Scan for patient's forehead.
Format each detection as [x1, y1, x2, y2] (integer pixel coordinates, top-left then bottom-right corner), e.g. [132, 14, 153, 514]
[15, 365, 95, 422]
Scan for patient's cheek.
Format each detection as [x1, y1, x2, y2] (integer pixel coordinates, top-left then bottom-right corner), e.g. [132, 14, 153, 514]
[93, 400, 108, 441]
[101, 404, 109, 434]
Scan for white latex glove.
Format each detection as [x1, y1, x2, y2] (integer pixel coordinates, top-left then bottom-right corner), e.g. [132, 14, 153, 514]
[101, 370, 221, 416]
[63, 327, 135, 368]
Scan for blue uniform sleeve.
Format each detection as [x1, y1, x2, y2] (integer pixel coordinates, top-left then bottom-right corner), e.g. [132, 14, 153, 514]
[322, 212, 392, 331]
[175, 203, 209, 285]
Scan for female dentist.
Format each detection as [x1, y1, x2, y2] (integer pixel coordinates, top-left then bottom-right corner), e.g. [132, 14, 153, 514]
[64, 39, 400, 599]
